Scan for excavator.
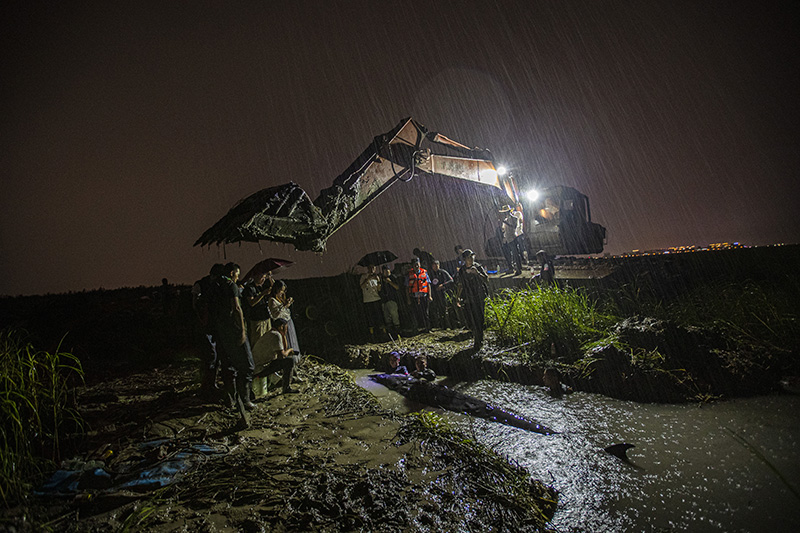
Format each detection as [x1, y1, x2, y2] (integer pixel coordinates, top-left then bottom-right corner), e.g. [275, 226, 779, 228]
[195, 117, 606, 257]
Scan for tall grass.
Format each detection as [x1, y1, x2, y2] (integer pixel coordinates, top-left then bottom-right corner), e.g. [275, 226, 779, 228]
[664, 280, 799, 353]
[486, 286, 616, 363]
[1, 329, 84, 507]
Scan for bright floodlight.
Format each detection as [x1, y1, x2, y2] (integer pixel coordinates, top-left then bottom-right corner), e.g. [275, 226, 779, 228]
[497, 165, 508, 176]
[525, 189, 539, 202]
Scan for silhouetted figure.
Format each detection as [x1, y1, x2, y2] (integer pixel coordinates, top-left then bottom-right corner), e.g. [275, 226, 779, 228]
[428, 260, 454, 329]
[210, 263, 255, 429]
[456, 249, 489, 350]
[191, 264, 224, 399]
[379, 266, 401, 338]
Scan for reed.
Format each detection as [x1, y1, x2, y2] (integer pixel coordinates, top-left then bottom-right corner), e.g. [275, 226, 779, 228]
[0, 329, 84, 507]
[486, 286, 616, 362]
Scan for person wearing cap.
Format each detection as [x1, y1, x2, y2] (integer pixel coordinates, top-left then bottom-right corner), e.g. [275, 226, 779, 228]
[405, 256, 432, 334]
[500, 204, 524, 276]
[253, 317, 298, 394]
[456, 249, 489, 349]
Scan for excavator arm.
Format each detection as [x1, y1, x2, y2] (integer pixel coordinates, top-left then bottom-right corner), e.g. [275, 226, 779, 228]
[195, 117, 514, 252]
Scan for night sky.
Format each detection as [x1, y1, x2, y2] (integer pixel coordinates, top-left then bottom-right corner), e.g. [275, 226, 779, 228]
[2, 1, 797, 296]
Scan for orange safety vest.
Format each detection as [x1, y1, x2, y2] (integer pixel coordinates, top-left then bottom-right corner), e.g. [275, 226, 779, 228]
[407, 268, 430, 294]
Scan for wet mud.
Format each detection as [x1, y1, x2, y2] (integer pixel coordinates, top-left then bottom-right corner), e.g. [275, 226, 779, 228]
[13, 361, 556, 532]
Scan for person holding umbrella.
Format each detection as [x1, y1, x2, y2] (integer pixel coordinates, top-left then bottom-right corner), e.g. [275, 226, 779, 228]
[242, 271, 273, 346]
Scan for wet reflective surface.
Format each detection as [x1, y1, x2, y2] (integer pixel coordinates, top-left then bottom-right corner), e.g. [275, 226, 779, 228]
[357, 371, 800, 532]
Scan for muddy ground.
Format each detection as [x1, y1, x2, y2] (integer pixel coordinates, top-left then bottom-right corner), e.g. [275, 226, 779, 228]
[7, 353, 556, 532]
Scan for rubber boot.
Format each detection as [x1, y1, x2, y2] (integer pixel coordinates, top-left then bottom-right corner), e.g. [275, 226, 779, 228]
[237, 379, 256, 411]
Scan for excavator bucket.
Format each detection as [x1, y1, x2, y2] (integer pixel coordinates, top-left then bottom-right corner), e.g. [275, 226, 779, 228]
[194, 182, 327, 251]
[195, 118, 509, 252]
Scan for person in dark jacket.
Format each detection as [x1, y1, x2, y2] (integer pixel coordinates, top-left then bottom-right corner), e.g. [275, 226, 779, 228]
[428, 260, 453, 329]
[456, 249, 489, 349]
[191, 263, 225, 399]
[210, 262, 255, 429]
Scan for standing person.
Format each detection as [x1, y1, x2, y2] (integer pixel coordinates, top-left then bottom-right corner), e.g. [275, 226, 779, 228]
[500, 205, 524, 276]
[412, 248, 435, 271]
[428, 260, 453, 329]
[532, 250, 555, 286]
[456, 249, 489, 350]
[450, 244, 466, 274]
[360, 264, 384, 340]
[268, 280, 300, 356]
[405, 257, 432, 334]
[379, 265, 401, 338]
[242, 271, 273, 346]
[191, 264, 224, 399]
[210, 262, 255, 429]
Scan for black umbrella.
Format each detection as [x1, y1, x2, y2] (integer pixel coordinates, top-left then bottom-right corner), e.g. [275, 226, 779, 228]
[357, 250, 397, 267]
[243, 258, 293, 281]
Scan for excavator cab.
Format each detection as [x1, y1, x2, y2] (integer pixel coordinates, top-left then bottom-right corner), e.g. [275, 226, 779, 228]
[521, 186, 606, 255]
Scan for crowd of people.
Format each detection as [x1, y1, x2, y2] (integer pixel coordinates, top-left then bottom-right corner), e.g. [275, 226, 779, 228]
[360, 246, 490, 350]
[191, 262, 302, 430]
[190, 210, 558, 429]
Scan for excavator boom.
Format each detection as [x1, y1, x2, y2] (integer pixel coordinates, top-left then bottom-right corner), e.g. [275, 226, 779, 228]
[195, 118, 511, 252]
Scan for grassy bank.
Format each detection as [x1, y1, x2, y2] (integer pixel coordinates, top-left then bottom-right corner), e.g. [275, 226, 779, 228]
[483, 277, 799, 401]
[0, 329, 84, 507]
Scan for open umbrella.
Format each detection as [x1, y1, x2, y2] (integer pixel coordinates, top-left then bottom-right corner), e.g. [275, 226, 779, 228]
[243, 258, 293, 281]
[357, 250, 397, 267]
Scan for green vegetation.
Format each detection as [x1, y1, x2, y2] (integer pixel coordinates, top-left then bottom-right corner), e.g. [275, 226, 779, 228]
[486, 286, 616, 363]
[483, 278, 799, 399]
[0, 329, 84, 507]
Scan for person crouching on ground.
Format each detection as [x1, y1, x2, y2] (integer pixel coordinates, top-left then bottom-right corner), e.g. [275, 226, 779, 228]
[254, 318, 299, 394]
[411, 354, 436, 381]
[384, 352, 409, 375]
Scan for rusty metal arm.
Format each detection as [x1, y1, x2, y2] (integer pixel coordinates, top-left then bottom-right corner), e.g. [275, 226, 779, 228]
[195, 117, 512, 252]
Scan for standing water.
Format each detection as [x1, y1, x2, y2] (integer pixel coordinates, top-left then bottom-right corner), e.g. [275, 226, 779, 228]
[359, 373, 800, 532]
